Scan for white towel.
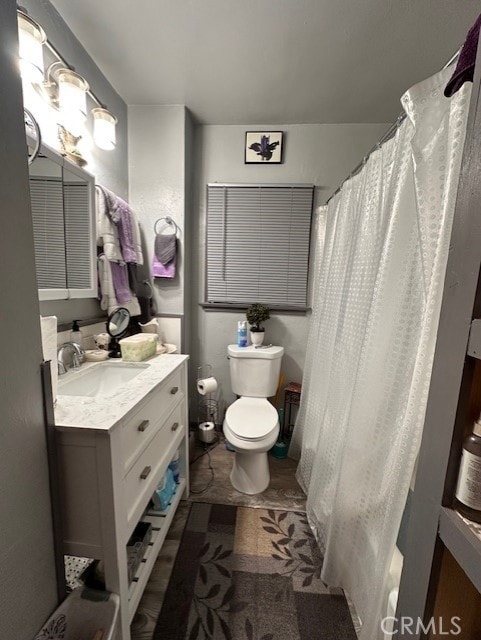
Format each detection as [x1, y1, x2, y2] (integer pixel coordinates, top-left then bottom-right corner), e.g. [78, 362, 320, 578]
[95, 186, 123, 262]
[98, 255, 141, 317]
[40, 316, 58, 403]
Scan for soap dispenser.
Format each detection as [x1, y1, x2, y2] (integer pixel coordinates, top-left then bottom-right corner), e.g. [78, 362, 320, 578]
[70, 320, 83, 347]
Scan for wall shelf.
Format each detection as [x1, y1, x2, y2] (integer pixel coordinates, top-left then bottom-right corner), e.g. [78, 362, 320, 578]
[438, 507, 481, 594]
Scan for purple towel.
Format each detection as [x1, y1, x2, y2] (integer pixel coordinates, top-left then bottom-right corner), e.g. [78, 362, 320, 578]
[152, 254, 176, 278]
[110, 261, 132, 303]
[98, 185, 139, 264]
[155, 233, 177, 265]
[115, 197, 138, 263]
[445, 13, 481, 97]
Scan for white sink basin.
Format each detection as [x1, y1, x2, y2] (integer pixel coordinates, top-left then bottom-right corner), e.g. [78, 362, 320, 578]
[58, 362, 149, 398]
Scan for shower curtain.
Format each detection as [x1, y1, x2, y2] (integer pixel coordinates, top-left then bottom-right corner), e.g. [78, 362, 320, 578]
[290, 67, 471, 640]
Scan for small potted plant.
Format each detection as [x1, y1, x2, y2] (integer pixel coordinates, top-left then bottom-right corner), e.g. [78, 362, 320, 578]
[246, 303, 270, 347]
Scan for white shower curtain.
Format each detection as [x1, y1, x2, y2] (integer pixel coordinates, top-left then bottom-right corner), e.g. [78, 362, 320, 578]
[290, 67, 471, 640]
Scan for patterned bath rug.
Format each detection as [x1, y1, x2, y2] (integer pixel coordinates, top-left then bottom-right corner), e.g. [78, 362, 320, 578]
[153, 503, 357, 640]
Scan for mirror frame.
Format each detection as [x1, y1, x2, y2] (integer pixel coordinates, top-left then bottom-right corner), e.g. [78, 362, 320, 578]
[27, 133, 96, 301]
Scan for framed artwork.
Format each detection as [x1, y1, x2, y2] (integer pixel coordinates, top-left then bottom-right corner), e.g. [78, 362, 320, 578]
[245, 131, 283, 164]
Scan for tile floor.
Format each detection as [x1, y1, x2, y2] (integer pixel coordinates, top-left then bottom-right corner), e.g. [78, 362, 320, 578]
[131, 435, 306, 640]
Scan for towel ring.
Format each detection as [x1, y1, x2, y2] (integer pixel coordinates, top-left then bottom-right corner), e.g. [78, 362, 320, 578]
[154, 216, 179, 236]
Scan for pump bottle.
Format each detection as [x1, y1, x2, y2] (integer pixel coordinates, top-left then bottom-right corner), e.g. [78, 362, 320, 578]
[70, 320, 83, 347]
[455, 414, 481, 523]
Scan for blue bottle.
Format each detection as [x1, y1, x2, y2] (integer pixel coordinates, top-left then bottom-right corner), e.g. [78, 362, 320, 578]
[237, 321, 247, 347]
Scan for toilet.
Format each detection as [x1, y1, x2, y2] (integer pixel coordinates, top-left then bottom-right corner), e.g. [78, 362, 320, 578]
[223, 344, 284, 494]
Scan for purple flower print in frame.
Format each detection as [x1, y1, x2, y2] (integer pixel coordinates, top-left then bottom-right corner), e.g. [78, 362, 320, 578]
[245, 131, 283, 163]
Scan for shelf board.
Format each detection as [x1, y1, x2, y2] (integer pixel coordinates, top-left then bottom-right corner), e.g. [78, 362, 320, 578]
[127, 477, 186, 620]
[438, 507, 481, 593]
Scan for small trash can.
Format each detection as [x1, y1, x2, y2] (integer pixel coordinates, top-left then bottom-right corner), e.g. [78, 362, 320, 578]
[34, 587, 120, 640]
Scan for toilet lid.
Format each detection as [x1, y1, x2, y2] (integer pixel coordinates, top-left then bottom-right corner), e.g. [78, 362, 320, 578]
[225, 398, 278, 441]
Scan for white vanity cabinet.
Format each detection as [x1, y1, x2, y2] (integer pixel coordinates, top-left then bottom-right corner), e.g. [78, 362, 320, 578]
[55, 355, 189, 640]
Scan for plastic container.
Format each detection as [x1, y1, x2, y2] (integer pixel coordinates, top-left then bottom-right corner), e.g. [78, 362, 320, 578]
[151, 468, 176, 511]
[119, 333, 157, 361]
[455, 415, 481, 523]
[237, 320, 247, 347]
[168, 449, 180, 483]
[126, 521, 152, 582]
[34, 587, 120, 640]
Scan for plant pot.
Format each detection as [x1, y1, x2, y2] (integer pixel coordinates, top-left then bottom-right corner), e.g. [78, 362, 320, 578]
[250, 330, 264, 347]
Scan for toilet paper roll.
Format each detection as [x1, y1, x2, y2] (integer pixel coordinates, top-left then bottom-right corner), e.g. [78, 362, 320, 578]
[197, 377, 218, 395]
[198, 421, 216, 443]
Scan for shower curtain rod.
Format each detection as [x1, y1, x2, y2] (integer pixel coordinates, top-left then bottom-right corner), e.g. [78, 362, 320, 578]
[325, 48, 461, 205]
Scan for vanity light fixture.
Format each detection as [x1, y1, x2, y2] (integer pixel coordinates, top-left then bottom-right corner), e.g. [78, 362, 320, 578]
[17, 10, 46, 85]
[92, 107, 118, 151]
[17, 8, 117, 151]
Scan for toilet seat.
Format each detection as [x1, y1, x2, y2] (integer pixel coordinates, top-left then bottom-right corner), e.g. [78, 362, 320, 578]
[225, 397, 278, 441]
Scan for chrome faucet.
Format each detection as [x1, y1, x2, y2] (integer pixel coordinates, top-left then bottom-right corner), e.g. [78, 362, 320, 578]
[57, 341, 85, 375]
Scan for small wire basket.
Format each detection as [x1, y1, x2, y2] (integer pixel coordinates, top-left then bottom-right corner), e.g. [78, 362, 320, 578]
[198, 397, 219, 427]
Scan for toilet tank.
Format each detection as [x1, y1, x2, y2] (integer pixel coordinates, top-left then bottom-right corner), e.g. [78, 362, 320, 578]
[227, 345, 284, 398]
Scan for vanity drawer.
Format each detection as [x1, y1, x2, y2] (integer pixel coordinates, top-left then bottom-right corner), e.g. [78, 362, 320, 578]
[120, 367, 183, 472]
[123, 403, 184, 530]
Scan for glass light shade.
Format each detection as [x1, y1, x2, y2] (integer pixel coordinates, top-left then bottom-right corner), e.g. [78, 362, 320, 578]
[17, 12, 46, 85]
[92, 107, 118, 150]
[57, 69, 89, 133]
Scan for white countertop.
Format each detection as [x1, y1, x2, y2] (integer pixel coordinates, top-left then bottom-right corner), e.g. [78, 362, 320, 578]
[54, 353, 188, 432]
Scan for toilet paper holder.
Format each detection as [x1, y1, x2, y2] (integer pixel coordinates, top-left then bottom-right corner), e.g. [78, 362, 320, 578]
[197, 363, 219, 437]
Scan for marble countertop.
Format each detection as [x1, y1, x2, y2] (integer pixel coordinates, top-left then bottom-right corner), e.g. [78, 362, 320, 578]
[54, 353, 188, 432]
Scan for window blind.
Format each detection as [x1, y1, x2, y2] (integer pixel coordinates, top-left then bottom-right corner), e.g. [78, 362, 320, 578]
[63, 182, 92, 289]
[30, 177, 67, 289]
[206, 184, 313, 308]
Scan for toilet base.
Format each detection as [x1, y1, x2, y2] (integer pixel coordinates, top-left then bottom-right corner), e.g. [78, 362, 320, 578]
[230, 450, 270, 495]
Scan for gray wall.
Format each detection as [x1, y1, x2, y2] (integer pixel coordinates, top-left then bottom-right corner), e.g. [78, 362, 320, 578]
[128, 105, 189, 318]
[0, 2, 57, 637]
[22, 0, 129, 324]
[190, 123, 389, 417]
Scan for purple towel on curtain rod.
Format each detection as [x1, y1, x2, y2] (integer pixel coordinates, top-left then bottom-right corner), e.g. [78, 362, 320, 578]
[445, 13, 481, 97]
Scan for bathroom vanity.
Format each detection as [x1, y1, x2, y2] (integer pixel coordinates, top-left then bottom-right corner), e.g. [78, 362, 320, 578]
[54, 354, 189, 640]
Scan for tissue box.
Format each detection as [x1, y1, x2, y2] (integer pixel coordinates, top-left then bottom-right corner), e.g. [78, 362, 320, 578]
[119, 333, 158, 362]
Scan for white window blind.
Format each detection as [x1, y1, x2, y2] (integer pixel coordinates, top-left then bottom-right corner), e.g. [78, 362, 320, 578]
[64, 182, 92, 289]
[206, 184, 313, 308]
[30, 177, 67, 289]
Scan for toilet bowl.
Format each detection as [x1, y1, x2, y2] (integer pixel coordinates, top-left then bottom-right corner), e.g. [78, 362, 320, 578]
[224, 343, 284, 494]
[224, 397, 279, 494]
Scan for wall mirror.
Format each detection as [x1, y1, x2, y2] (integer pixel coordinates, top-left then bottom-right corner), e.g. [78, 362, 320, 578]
[27, 137, 96, 301]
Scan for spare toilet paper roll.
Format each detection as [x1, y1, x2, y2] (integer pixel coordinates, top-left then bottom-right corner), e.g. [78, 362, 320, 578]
[197, 377, 218, 395]
[198, 421, 216, 443]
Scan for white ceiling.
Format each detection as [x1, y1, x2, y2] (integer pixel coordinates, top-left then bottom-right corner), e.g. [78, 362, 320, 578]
[50, 0, 479, 125]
